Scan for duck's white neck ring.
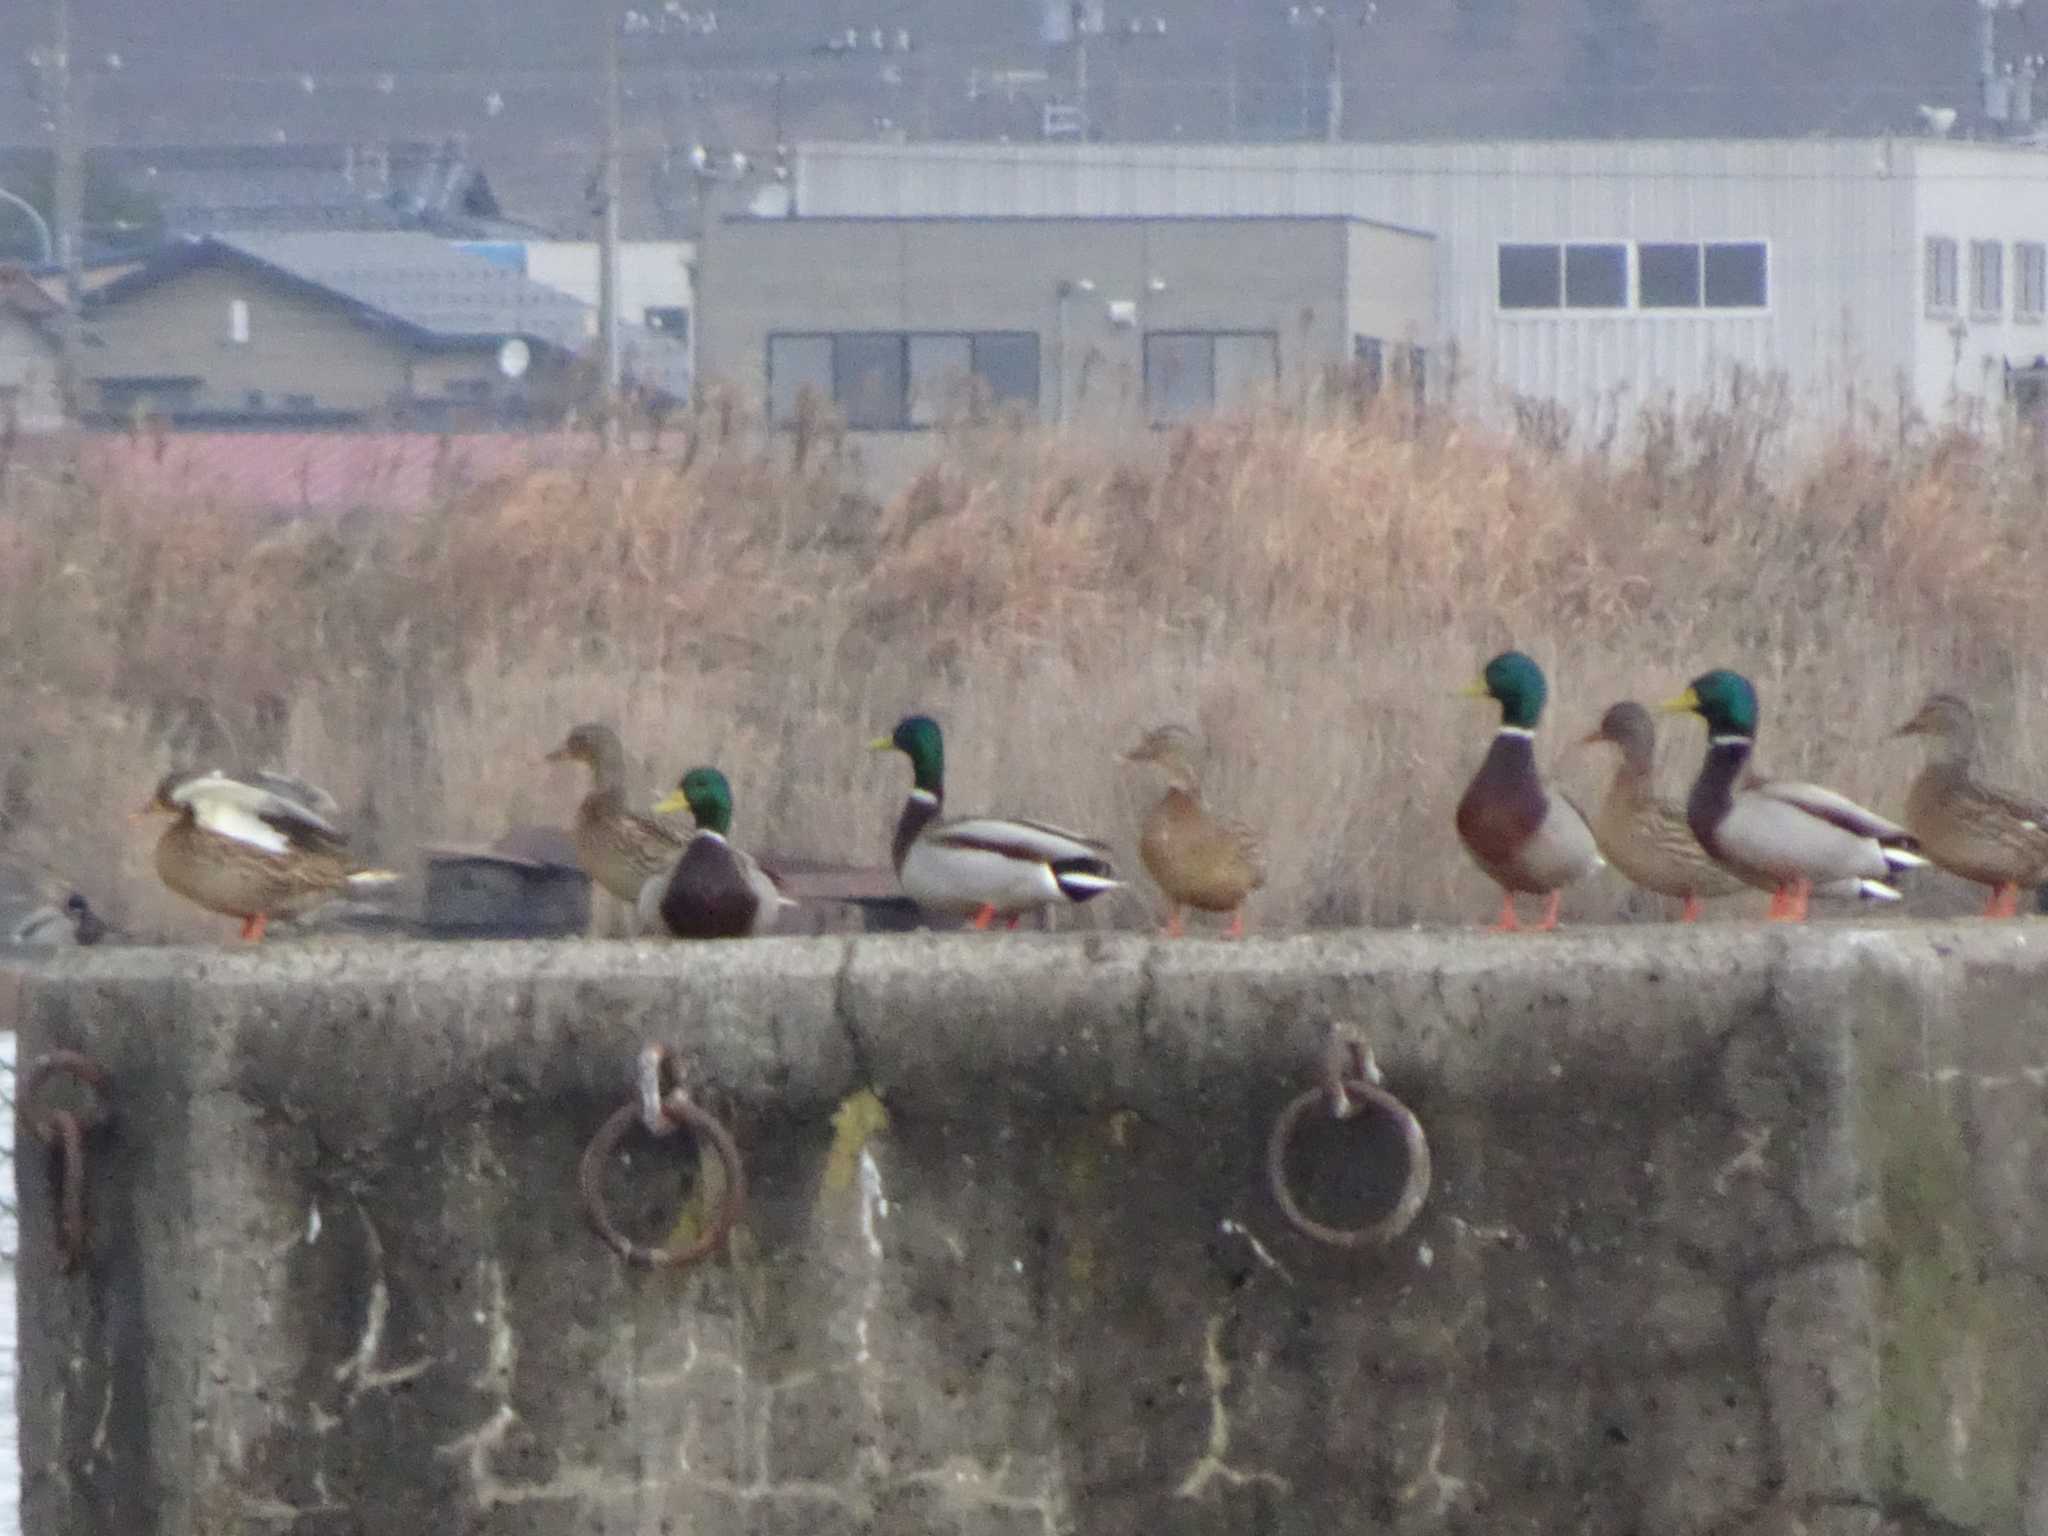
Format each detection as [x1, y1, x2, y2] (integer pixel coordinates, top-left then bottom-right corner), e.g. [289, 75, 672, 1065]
[1708, 733, 1752, 748]
[1495, 725, 1536, 740]
[908, 788, 940, 806]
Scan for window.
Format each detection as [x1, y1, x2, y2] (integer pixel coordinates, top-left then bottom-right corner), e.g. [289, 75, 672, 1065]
[95, 376, 200, 414]
[766, 332, 1041, 429]
[1142, 331, 1278, 422]
[767, 335, 831, 424]
[227, 298, 250, 345]
[2020, 243, 2047, 321]
[1498, 244, 1562, 309]
[1972, 239, 2004, 317]
[1564, 244, 1627, 308]
[832, 334, 905, 429]
[1703, 243, 1768, 308]
[1638, 243, 1701, 308]
[1497, 242, 1628, 309]
[1926, 236, 1960, 315]
[1352, 335, 1384, 395]
[1502, 240, 1770, 312]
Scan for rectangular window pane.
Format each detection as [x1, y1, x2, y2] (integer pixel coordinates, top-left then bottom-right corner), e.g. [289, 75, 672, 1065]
[1498, 244, 1561, 308]
[1564, 243, 1627, 308]
[1352, 334, 1384, 395]
[2020, 243, 2047, 318]
[1926, 237, 1959, 312]
[907, 334, 970, 426]
[1144, 333, 1213, 421]
[833, 333, 907, 429]
[1213, 333, 1277, 410]
[1972, 239, 2004, 315]
[767, 335, 830, 426]
[1703, 242, 1768, 308]
[1638, 242, 1702, 307]
[970, 332, 1040, 408]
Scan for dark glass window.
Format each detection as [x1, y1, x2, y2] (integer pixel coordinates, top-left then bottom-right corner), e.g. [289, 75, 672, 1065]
[833, 334, 907, 430]
[1498, 244, 1561, 308]
[1564, 243, 1628, 308]
[1638, 243, 1702, 308]
[1704, 242, 1768, 308]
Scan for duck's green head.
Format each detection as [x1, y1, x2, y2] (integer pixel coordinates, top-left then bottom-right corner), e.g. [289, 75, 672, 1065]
[871, 714, 944, 793]
[1660, 669, 1759, 738]
[1460, 650, 1548, 729]
[653, 766, 733, 834]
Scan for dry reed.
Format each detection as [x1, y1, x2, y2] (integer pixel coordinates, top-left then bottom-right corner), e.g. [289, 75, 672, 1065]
[5, 382, 2046, 939]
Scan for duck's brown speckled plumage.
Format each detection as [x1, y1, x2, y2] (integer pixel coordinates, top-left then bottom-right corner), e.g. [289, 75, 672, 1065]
[1123, 726, 1264, 936]
[547, 723, 686, 906]
[1584, 702, 1748, 916]
[1897, 693, 2048, 915]
[145, 769, 396, 940]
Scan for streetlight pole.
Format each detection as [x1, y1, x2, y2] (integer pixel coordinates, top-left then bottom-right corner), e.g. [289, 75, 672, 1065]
[53, 0, 85, 422]
[598, 3, 624, 438]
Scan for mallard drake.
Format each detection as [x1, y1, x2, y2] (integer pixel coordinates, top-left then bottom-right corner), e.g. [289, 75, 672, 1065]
[1661, 670, 1925, 921]
[1121, 724, 1265, 937]
[637, 767, 798, 938]
[872, 714, 1119, 929]
[1583, 701, 1751, 922]
[546, 723, 685, 906]
[1895, 692, 2048, 917]
[140, 769, 398, 941]
[1455, 651, 1603, 931]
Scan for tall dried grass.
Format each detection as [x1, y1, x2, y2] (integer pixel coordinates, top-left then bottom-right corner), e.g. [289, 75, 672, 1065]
[5, 381, 2047, 939]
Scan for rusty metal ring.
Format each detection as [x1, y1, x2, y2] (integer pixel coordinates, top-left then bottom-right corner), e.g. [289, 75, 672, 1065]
[23, 1049, 112, 1134]
[20, 1050, 112, 1272]
[1266, 1075, 1431, 1249]
[578, 1090, 746, 1270]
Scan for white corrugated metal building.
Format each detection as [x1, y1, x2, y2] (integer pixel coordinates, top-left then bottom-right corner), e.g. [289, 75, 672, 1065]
[794, 137, 2048, 435]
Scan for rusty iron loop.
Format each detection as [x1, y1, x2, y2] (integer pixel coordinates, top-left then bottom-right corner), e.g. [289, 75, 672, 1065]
[1266, 1074, 1431, 1250]
[19, 1049, 112, 1273]
[579, 1082, 746, 1271]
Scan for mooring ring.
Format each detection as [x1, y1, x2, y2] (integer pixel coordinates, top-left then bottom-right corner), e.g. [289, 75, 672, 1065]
[1266, 1075, 1431, 1249]
[579, 1088, 747, 1270]
[20, 1050, 112, 1273]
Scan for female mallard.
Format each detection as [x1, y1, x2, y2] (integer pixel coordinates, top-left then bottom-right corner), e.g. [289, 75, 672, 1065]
[1661, 670, 1924, 921]
[1455, 651, 1603, 931]
[872, 714, 1120, 929]
[1583, 701, 1749, 922]
[141, 769, 398, 941]
[1895, 692, 2048, 917]
[637, 767, 797, 938]
[1121, 724, 1265, 937]
[546, 723, 685, 906]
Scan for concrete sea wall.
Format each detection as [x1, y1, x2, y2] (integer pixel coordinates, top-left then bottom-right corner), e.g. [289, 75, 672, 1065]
[6, 926, 2048, 1534]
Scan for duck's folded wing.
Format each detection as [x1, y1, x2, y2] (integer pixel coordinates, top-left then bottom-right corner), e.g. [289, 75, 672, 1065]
[248, 769, 343, 821]
[1756, 781, 1914, 844]
[177, 773, 348, 854]
[933, 817, 1111, 865]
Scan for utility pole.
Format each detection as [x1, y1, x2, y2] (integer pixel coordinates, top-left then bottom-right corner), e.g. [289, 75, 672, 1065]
[52, 0, 84, 423]
[597, 2, 624, 439]
[1324, 23, 1343, 141]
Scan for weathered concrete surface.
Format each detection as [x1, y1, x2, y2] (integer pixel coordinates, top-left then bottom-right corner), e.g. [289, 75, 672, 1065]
[7, 924, 2048, 1535]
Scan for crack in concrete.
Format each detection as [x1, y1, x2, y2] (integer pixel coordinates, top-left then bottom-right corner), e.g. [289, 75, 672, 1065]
[832, 937, 877, 1087]
[1174, 1313, 1291, 1500]
[1397, 1405, 1471, 1517]
[331, 1202, 439, 1399]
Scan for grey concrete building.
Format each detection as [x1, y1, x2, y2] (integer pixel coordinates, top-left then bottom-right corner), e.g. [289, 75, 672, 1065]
[696, 213, 1435, 451]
